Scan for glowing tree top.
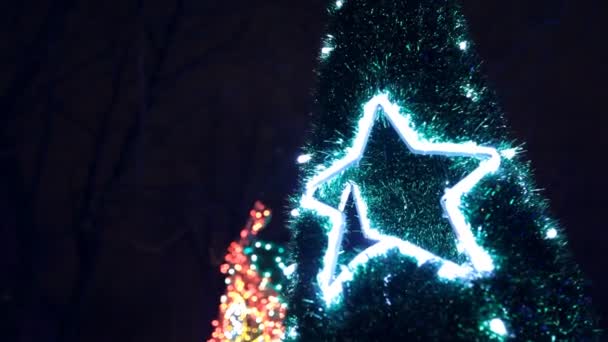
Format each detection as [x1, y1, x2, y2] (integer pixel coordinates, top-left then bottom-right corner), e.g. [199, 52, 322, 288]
[286, 0, 598, 340]
[209, 201, 288, 342]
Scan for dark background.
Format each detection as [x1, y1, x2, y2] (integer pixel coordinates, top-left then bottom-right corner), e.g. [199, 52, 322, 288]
[1, 0, 606, 341]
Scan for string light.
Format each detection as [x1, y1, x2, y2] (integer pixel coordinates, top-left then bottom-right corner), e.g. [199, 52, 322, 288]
[321, 35, 336, 59]
[298, 93, 501, 305]
[461, 84, 480, 102]
[489, 318, 508, 337]
[282, 264, 297, 278]
[208, 202, 287, 342]
[545, 228, 558, 239]
[297, 154, 312, 164]
[500, 147, 518, 160]
[321, 47, 334, 57]
[286, 0, 599, 338]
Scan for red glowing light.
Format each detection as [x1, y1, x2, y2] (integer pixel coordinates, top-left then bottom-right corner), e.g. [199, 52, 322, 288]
[208, 201, 285, 341]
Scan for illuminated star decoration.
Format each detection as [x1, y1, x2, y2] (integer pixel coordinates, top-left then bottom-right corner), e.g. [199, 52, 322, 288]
[299, 93, 502, 305]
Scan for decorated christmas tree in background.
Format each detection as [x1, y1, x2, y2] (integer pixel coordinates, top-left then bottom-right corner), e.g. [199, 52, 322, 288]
[286, 0, 599, 340]
[209, 201, 290, 342]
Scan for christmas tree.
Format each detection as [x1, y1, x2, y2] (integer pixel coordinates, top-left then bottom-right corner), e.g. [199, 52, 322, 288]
[209, 201, 290, 342]
[286, 0, 599, 340]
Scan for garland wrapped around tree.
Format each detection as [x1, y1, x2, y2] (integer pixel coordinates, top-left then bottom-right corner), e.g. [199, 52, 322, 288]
[208, 201, 290, 342]
[286, 0, 599, 340]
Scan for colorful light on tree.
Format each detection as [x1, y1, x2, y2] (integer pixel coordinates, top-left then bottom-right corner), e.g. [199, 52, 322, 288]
[208, 201, 288, 342]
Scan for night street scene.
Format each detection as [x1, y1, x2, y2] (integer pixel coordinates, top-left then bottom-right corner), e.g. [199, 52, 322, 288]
[1, 0, 607, 341]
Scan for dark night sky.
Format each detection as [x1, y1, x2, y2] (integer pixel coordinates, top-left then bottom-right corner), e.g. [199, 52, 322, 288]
[1, 0, 607, 341]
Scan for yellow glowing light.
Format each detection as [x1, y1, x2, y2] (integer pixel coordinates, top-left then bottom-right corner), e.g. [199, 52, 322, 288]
[209, 202, 286, 342]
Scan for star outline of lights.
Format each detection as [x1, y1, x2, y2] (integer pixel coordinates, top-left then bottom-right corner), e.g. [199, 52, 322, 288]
[299, 93, 502, 305]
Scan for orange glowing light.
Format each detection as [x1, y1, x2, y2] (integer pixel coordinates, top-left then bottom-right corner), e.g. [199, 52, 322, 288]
[209, 201, 285, 342]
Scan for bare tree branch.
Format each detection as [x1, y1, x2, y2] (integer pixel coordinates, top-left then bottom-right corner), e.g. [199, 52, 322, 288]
[10, 71, 59, 342]
[3, 2, 75, 340]
[29, 89, 57, 215]
[129, 227, 193, 254]
[56, 34, 132, 342]
[100, 0, 184, 192]
[0, 0, 76, 122]
[43, 46, 115, 90]
[158, 12, 252, 89]
[57, 111, 96, 135]
[58, 1, 185, 340]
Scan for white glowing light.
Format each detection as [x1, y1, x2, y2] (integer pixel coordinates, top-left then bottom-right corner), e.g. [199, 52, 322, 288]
[283, 263, 297, 277]
[251, 254, 258, 262]
[265, 243, 272, 250]
[297, 154, 312, 164]
[299, 93, 501, 305]
[286, 326, 298, 339]
[458, 41, 468, 51]
[546, 228, 558, 239]
[489, 318, 508, 336]
[290, 208, 300, 217]
[321, 47, 334, 56]
[461, 84, 480, 102]
[255, 241, 262, 248]
[335, 0, 344, 9]
[321, 35, 335, 59]
[500, 147, 518, 160]
[224, 300, 247, 337]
